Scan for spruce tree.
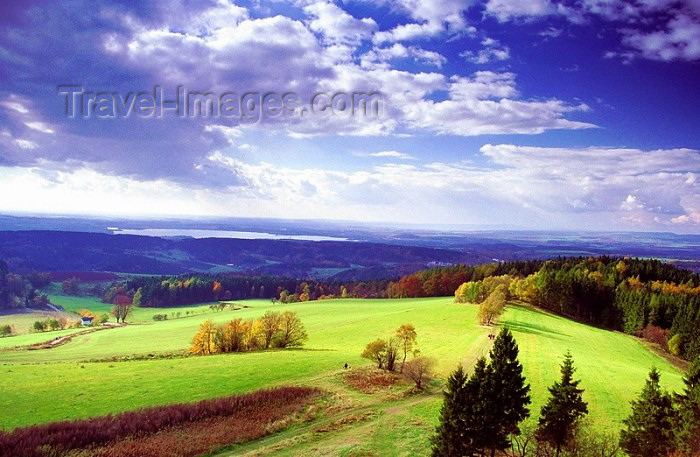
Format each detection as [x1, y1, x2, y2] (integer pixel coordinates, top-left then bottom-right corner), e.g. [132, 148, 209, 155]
[486, 327, 531, 455]
[675, 357, 700, 456]
[620, 368, 678, 457]
[463, 357, 497, 455]
[535, 351, 588, 456]
[432, 365, 474, 456]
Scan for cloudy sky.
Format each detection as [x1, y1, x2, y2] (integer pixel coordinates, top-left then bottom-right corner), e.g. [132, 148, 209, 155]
[0, 0, 698, 232]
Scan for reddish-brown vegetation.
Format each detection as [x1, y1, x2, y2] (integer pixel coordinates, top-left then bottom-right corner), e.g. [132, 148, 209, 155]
[640, 323, 669, 348]
[343, 367, 402, 393]
[0, 386, 320, 457]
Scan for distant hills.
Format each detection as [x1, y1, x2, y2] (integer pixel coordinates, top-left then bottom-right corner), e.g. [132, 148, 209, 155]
[0, 214, 698, 278]
[0, 230, 471, 279]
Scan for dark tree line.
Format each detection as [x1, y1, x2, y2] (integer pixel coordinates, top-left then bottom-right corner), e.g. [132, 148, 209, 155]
[0, 259, 51, 310]
[112, 274, 392, 308]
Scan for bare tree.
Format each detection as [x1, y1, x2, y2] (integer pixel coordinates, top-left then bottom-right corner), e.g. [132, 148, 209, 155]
[402, 356, 435, 389]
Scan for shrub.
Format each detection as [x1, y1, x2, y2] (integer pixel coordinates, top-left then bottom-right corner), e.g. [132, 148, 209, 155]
[640, 324, 669, 348]
[668, 334, 683, 357]
[47, 318, 61, 331]
[0, 324, 12, 337]
[214, 318, 249, 353]
[259, 311, 282, 349]
[32, 320, 46, 332]
[385, 338, 399, 372]
[153, 314, 168, 321]
[510, 426, 621, 457]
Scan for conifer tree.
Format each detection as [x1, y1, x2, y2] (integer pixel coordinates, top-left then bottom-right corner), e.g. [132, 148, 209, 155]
[675, 357, 700, 456]
[620, 368, 678, 457]
[536, 351, 588, 456]
[486, 327, 531, 455]
[463, 357, 497, 454]
[432, 365, 474, 457]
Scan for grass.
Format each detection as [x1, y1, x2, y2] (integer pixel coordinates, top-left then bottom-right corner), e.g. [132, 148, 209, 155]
[0, 327, 86, 349]
[0, 297, 686, 455]
[0, 311, 78, 336]
[47, 294, 223, 323]
[503, 304, 682, 429]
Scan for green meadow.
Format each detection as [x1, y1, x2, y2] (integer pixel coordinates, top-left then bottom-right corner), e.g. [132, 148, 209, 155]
[0, 297, 686, 454]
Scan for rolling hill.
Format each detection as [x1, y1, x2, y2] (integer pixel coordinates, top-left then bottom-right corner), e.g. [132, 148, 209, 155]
[0, 296, 685, 455]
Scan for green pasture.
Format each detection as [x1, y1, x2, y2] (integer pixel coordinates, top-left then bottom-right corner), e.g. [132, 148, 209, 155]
[0, 297, 685, 456]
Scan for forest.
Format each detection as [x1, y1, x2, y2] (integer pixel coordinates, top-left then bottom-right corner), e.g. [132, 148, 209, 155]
[392, 257, 700, 362]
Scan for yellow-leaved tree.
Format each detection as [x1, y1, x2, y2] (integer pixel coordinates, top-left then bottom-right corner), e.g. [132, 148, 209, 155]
[190, 319, 217, 355]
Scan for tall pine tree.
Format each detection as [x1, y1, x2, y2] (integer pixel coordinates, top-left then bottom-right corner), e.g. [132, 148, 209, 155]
[620, 368, 678, 457]
[675, 357, 700, 456]
[463, 357, 497, 454]
[535, 351, 588, 456]
[485, 327, 531, 455]
[432, 365, 475, 456]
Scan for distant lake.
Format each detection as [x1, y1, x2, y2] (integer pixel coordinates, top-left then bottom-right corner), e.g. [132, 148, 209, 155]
[110, 228, 351, 242]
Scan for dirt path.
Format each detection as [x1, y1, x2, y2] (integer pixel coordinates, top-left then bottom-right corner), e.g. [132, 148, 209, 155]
[8, 325, 119, 351]
[215, 368, 441, 457]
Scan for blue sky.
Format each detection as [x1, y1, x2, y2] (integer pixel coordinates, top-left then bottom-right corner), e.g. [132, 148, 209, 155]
[0, 0, 698, 232]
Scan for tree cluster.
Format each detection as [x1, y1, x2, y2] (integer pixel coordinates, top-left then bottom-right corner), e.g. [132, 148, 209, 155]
[388, 261, 544, 299]
[432, 327, 531, 456]
[0, 260, 52, 310]
[32, 315, 74, 332]
[619, 358, 700, 457]
[360, 323, 435, 389]
[111, 294, 134, 323]
[190, 311, 307, 355]
[478, 284, 508, 326]
[361, 323, 418, 373]
[435, 345, 700, 457]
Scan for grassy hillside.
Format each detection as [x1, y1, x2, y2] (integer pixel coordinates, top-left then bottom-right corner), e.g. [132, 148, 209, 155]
[0, 311, 78, 336]
[0, 297, 685, 454]
[48, 294, 221, 323]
